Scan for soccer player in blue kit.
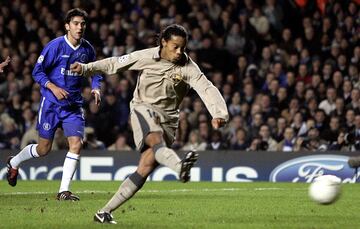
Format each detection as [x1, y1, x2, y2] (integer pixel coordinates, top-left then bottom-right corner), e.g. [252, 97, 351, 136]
[6, 8, 102, 201]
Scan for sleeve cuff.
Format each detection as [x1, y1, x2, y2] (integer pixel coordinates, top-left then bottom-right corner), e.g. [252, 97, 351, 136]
[81, 63, 87, 76]
[44, 81, 50, 88]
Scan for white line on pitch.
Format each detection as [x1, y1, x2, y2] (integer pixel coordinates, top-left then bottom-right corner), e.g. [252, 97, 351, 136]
[0, 187, 306, 196]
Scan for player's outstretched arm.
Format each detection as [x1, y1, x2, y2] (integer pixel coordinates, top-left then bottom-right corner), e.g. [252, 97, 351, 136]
[185, 60, 229, 123]
[0, 56, 11, 73]
[70, 58, 120, 77]
[188, 74, 229, 125]
[71, 53, 141, 77]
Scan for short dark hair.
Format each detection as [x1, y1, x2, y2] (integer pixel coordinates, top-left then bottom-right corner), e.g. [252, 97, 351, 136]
[158, 24, 188, 48]
[64, 8, 88, 24]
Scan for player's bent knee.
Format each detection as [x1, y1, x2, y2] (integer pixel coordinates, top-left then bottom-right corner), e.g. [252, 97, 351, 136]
[68, 137, 83, 153]
[145, 132, 163, 147]
[37, 138, 53, 156]
[69, 142, 82, 153]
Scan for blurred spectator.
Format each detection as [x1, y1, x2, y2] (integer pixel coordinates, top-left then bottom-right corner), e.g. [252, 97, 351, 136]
[87, 93, 117, 146]
[296, 63, 311, 84]
[277, 127, 295, 152]
[0, 114, 21, 149]
[204, 0, 221, 21]
[248, 111, 264, 140]
[19, 107, 35, 134]
[321, 116, 341, 143]
[346, 88, 360, 112]
[198, 121, 210, 143]
[249, 8, 271, 42]
[319, 87, 337, 115]
[174, 111, 190, 149]
[20, 123, 37, 149]
[314, 109, 327, 133]
[107, 133, 132, 151]
[258, 124, 278, 151]
[224, 115, 245, 146]
[53, 129, 69, 150]
[291, 112, 307, 136]
[0, 56, 11, 72]
[102, 35, 119, 57]
[342, 79, 353, 105]
[231, 128, 249, 150]
[294, 127, 325, 152]
[328, 132, 348, 151]
[258, 47, 272, 78]
[262, 0, 283, 33]
[344, 109, 356, 133]
[330, 97, 345, 123]
[7, 93, 23, 126]
[276, 87, 289, 112]
[115, 78, 132, 130]
[83, 127, 106, 150]
[246, 137, 263, 151]
[187, 98, 205, 129]
[188, 27, 203, 51]
[228, 92, 241, 117]
[206, 129, 227, 150]
[181, 130, 207, 151]
[242, 82, 255, 105]
[225, 23, 246, 56]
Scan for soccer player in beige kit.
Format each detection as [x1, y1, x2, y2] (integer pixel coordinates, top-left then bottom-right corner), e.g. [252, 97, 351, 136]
[71, 24, 228, 224]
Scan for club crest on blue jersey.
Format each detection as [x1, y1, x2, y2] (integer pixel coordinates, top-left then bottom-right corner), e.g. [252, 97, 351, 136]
[37, 55, 44, 63]
[80, 54, 88, 63]
[43, 122, 51, 131]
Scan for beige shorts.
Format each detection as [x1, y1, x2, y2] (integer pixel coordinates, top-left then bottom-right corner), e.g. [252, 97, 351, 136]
[130, 104, 177, 151]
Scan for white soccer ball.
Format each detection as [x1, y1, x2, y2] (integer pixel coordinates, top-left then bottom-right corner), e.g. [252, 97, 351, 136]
[308, 175, 341, 205]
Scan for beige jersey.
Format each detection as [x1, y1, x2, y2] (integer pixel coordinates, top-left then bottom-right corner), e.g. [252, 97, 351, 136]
[81, 46, 229, 122]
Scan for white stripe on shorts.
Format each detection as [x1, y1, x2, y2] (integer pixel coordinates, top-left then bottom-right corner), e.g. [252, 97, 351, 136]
[38, 97, 46, 124]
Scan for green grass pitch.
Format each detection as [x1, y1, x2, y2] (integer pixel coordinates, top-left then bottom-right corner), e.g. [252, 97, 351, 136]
[1, 181, 360, 228]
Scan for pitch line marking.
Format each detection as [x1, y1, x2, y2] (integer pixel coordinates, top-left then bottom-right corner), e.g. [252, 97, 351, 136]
[0, 187, 306, 196]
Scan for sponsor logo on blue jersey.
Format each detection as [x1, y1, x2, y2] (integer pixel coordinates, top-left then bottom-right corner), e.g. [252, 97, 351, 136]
[269, 155, 356, 183]
[61, 67, 79, 76]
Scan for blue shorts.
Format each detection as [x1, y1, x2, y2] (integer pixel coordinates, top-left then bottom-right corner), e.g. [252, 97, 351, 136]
[36, 97, 85, 139]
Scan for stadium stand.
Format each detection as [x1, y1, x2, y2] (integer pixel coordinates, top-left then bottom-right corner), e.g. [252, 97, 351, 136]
[0, 0, 359, 151]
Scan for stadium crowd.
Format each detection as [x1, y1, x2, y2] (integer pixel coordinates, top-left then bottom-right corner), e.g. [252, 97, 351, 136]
[0, 0, 359, 152]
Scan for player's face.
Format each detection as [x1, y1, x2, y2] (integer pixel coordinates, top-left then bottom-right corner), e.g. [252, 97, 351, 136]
[65, 16, 86, 42]
[161, 35, 186, 63]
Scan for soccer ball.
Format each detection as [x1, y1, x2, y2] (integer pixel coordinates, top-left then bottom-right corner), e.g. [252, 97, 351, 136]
[308, 175, 341, 205]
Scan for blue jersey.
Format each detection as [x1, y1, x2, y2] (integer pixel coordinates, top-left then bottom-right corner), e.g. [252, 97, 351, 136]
[33, 35, 102, 106]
